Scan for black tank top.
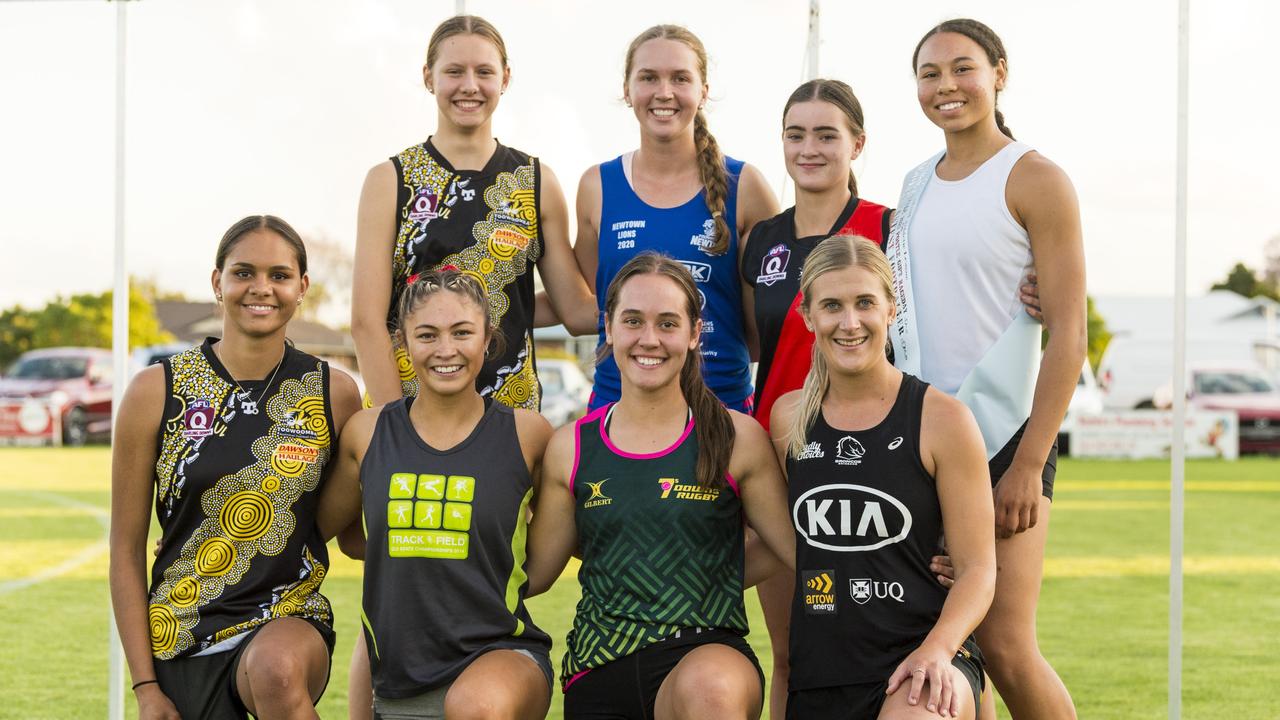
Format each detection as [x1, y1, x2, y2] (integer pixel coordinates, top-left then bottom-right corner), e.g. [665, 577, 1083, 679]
[787, 374, 947, 689]
[360, 397, 550, 698]
[387, 139, 543, 409]
[149, 338, 333, 660]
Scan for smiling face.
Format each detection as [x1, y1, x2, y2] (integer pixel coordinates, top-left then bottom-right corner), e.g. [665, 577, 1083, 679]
[624, 38, 707, 141]
[605, 273, 702, 394]
[803, 265, 895, 377]
[212, 229, 307, 339]
[402, 289, 489, 398]
[783, 100, 865, 194]
[424, 33, 510, 131]
[914, 31, 1006, 134]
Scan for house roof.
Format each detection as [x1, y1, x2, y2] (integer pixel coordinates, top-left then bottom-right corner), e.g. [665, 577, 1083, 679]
[153, 301, 354, 356]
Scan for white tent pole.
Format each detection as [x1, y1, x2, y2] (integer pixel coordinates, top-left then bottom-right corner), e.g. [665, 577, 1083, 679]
[455, 0, 466, 14]
[108, 1, 129, 718]
[1170, 0, 1190, 717]
[806, 0, 820, 79]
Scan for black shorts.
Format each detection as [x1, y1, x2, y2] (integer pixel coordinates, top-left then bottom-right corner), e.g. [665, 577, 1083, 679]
[153, 617, 335, 719]
[564, 628, 763, 720]
[786, 638, 985, 720]
[989, 420, 1058, 500]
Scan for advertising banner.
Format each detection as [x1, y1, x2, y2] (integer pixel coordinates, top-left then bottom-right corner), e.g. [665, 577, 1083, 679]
[1071, 410, 1238, 460]
[0, 399, 61, 446]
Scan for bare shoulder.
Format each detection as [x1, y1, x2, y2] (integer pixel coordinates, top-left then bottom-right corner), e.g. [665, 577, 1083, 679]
[514, 407, 554, 456]
[769, 390, 804, 442]
[577, 164, 603, 195]
[118, 364, 166, 429]
[362, 159, 397, 190]
[921, 385, 974, 428]
[342, 406, 381, 445]
[1010, 151, 1077, 200]
[729, 409, 771, 465]
[329, 365, 360, 402]
[542, 421, 579, 481]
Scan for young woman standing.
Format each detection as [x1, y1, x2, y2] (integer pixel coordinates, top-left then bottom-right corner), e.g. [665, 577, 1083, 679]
[110, 216, 361, 719]
[574, 24, 780, 412]
[319, 270, 553, 720]
[773, 235, 996, 720]
[739, 78, 893, 720]
[528, 254, 795, 719]
[893, 19, 1086, 719]
[351, 14, 596, 411]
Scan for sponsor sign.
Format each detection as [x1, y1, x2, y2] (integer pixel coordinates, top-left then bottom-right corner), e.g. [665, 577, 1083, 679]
[792, 483, 913, 552]
[0, 399, 60, 446]
[1070, 410, 1238, 460]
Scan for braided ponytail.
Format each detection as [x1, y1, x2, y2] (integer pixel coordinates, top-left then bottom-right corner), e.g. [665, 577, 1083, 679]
[692, 110, 731, 255]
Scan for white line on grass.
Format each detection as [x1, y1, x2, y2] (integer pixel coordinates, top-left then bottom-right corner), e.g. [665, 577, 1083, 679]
[0, 490, 109, 597]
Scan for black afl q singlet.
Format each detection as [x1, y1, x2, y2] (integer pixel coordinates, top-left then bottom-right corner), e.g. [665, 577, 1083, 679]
[359, 397, 550, 698]
[786, 374, 948, 690]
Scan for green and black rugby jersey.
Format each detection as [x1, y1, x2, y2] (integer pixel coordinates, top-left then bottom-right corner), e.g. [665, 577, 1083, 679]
[149, 338, 334, 660]
[563, 404, 747, 686]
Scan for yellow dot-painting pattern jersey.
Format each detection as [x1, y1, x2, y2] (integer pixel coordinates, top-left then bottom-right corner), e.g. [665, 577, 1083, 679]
[148, 339, 334, 660]
[387, 139, 544, 410]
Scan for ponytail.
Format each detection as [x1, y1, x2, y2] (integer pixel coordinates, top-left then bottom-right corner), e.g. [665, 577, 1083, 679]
[787, 341, 830, 459]
[994, 109, 1015, 140]
[692, 110, 731, 256]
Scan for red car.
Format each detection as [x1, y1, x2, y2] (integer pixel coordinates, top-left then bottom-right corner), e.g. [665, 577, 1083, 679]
[1188, 368, 1280, 455]
[0, 347, 113, 445]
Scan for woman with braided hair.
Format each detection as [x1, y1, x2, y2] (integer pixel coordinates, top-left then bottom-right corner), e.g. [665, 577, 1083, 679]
[574, 24, 780, 412]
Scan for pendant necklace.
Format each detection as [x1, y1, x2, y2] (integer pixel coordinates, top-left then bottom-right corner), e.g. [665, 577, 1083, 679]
[215, 344, 284, 416]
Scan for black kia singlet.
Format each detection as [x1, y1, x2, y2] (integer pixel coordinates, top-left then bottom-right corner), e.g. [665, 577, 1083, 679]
[359, 397, 550, 698]
[387, 139, 543, 409]
[149, 339, 334, 660]
[786, 374, 949, 689]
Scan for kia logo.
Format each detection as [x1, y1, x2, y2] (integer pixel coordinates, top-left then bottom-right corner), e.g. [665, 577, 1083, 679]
[792, 484, 913, 552]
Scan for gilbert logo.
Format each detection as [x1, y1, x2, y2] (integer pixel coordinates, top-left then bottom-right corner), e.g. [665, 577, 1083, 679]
[584, 479, 613, 508]
[835, 436, 866, 466]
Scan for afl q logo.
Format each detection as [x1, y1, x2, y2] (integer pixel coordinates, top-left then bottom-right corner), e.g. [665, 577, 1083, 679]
[757, 244, 791, 286]
[183, 399, 215, 439]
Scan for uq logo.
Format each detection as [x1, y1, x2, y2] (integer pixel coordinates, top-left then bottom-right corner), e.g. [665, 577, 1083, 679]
[791, 484, 912, 552]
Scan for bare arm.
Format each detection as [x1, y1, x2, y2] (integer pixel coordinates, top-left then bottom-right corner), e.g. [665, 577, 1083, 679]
[885, 389, 996, 715]
[997, 153, 1087, 536]
[536, 163, 599, 335]
[732, 411, 795, 570]
[317, 408, 377, 543]
[736, 163, 780, 362]
[572, 165, 602, 294]
[525, 424, 579, 596]
[324, 369, 368, 558]
[108, 366, 180, 719]
[351, 161, 404, 406]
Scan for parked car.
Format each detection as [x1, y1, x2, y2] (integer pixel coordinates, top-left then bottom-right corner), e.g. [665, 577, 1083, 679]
[1097, 334, 1279, 410]
[1058, 359, 1104, 455]
[537, 357, 592, 427]
[0, 347, 114, 445]
[1155, 366, 1280, 455]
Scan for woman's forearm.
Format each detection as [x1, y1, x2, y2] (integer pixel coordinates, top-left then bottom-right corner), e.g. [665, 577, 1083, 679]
[109, 547, 160, 683]
[919, 562, 996, 654]
[1012, 319, 1086, 472]
[350, 319, 403, 406]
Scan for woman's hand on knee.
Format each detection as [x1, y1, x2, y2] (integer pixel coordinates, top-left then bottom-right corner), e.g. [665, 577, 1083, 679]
[135, 683, 181, 720]
[886, 644, 964, 717]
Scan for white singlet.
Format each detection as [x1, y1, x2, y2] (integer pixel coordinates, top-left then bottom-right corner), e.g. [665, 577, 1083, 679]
[911, 141, 1035, 395]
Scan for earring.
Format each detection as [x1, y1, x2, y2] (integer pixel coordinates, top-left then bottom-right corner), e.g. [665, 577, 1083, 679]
[216, 294, 223, 303]
[297, 296, 304, 306]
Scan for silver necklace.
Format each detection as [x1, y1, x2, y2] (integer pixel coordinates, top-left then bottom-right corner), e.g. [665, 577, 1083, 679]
[214, 344, 284, 416]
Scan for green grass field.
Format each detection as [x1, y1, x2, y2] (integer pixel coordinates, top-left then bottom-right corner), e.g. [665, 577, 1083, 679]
[1, 449, 1277, 719]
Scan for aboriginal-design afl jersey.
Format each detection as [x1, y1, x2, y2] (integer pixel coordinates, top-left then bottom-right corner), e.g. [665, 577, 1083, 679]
[592, 155, 752, 407]
[786, 374, 949, 690]
[148, 339, 333, 660]
[563, 404, 747, 685]
[388, 139, 544, 409]
[741, 197, 891, 431]
[360, 398, 549, 697]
